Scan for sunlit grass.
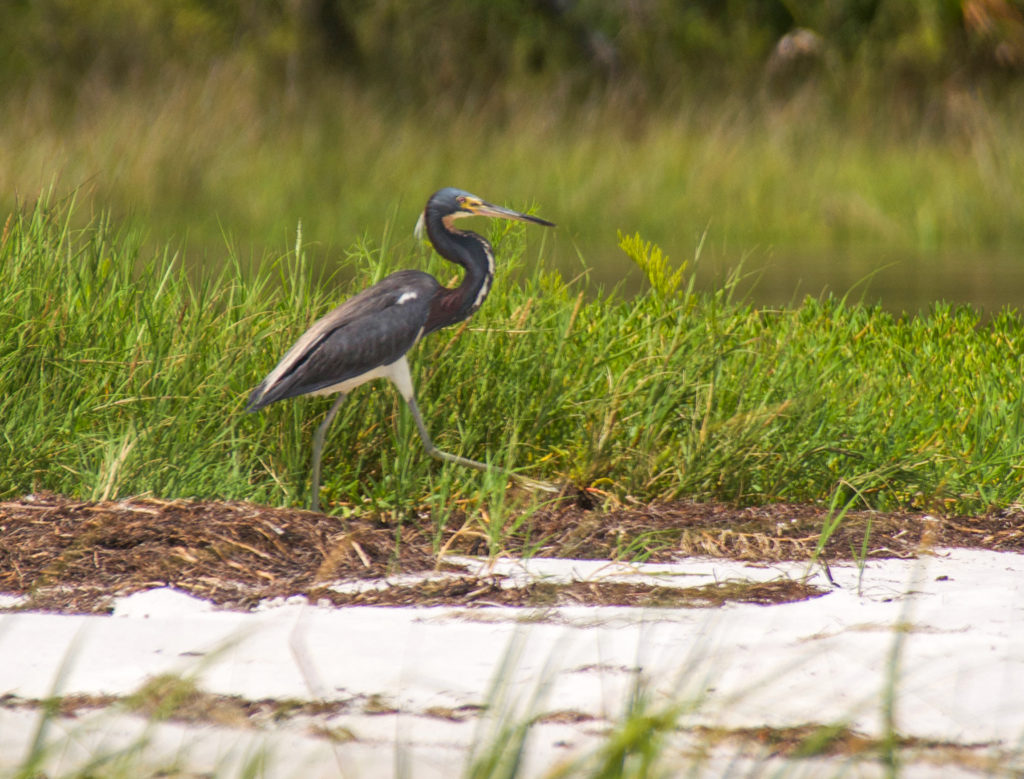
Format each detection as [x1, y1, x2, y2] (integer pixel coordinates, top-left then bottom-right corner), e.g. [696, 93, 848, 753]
[3, 194, 1024, 517]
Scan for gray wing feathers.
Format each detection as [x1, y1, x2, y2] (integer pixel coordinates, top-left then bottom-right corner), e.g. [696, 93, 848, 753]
[246, 271, 440, 411]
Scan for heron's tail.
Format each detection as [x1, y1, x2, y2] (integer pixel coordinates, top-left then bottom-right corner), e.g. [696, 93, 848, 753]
[244, 382, 270, 414]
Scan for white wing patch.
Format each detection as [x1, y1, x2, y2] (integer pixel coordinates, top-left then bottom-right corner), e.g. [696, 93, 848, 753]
[396, 291, 418, 305]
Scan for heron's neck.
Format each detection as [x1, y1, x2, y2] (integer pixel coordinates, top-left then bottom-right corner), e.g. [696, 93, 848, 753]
[425, 217, 495, 332]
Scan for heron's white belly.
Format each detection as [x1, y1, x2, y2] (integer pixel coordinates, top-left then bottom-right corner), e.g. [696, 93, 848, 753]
[311, 356, 415, 401]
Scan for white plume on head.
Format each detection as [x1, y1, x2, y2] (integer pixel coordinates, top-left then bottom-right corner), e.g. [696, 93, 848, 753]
[413, 210, 426, 241]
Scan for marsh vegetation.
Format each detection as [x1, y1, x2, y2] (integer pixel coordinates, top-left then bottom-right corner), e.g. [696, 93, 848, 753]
[4, 6, 1024, 774]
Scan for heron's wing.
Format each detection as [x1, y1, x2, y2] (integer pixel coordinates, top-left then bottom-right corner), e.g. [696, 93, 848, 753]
[246, 270, 441, 411]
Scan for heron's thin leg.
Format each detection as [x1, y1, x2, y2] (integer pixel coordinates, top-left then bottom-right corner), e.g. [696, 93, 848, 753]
[404, 395, 489, 471]
[403, 395, 559, 492]
[310, 393, 347, 512]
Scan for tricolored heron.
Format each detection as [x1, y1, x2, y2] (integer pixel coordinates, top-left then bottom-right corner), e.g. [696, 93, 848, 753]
[246, 187, 555, 512]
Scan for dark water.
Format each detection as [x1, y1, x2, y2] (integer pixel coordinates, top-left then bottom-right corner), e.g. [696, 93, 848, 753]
[580, 245, 1024, 316]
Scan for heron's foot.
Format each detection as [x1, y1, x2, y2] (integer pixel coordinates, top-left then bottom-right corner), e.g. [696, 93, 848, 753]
[427, 446, 490, 472]
[509, 472, 560, 493]
[427, 446, 559, 492]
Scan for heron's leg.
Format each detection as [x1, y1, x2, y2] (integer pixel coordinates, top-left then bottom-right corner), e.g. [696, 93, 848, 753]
[388, 356, 557, 492]
[310, 393, 347, 512]
[403, 395, 559, 493]
[404, 395, 489, 472]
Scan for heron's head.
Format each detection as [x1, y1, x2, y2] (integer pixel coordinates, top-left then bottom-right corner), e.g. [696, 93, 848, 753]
[415, 187, 555, 240]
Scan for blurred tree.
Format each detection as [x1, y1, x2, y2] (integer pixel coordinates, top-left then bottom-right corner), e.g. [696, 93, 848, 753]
[0, 0, 1020, 102]
[964, 0, 1024, 67]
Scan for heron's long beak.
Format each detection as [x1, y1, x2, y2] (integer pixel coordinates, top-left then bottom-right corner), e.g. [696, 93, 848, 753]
[473, 202, 556, 227]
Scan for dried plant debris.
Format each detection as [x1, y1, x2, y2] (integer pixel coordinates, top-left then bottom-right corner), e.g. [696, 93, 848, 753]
[516, 499, 1024, 561]
[314, 577, 826, 609]
[0, 493, 1020, 614]
[693, 723, 1006, 770]
[0, 692, 1007, 772]
[0, 494, 430, 612]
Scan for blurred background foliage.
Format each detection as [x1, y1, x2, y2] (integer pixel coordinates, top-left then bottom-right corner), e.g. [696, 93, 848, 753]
[4, 0, 1024, 110]
[3, 0, 1024, 309]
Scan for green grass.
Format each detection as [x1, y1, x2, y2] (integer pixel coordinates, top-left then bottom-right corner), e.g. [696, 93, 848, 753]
[3, 193, 1024, 516]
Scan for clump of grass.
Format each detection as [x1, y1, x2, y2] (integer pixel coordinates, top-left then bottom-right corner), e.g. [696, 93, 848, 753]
[4, 195, 1024, 515]
[618, 230, 692, 302]
[538, 670, 701, 779]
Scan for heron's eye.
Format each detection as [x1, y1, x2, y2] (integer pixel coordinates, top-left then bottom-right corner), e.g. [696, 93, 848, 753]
[456, 196, 466, 204]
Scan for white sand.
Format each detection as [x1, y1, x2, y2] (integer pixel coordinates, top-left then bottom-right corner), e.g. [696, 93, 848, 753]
[1, 548, 1021, 777]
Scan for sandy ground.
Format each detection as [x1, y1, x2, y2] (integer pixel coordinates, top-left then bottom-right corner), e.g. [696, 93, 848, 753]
[1, 545, 1022, 777]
